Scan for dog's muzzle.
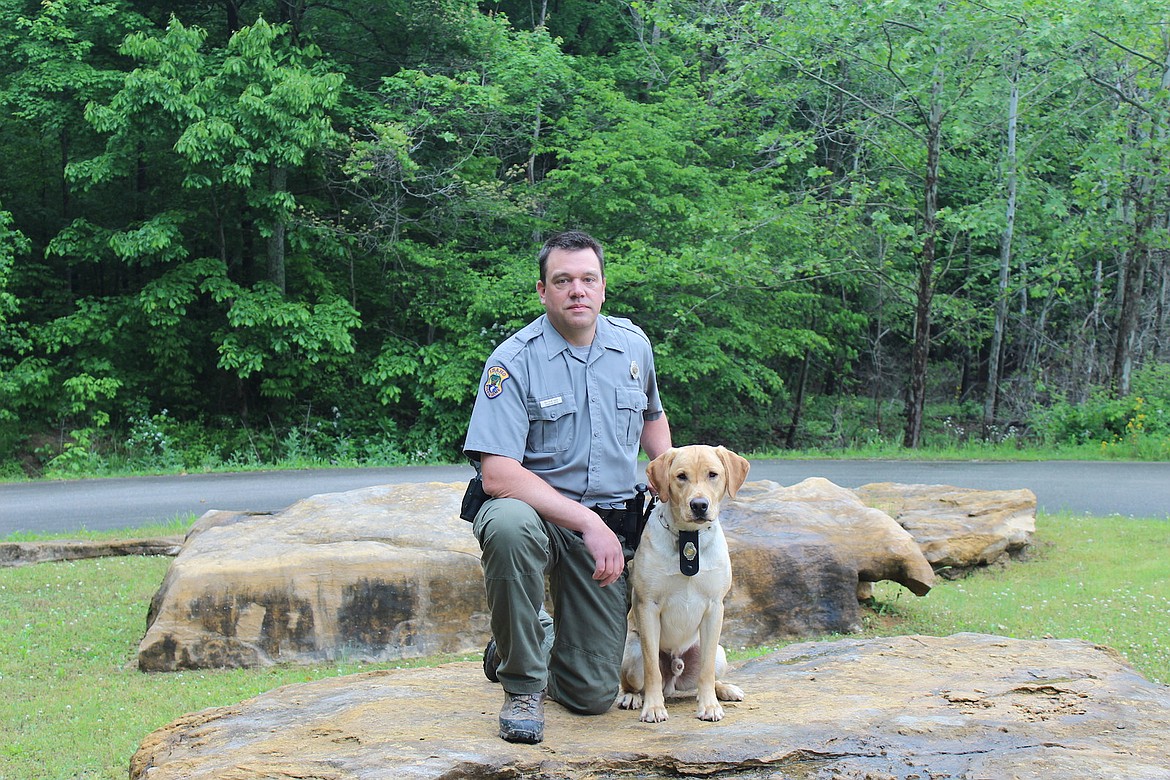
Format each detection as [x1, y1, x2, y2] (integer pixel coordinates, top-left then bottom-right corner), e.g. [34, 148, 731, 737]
[687, 497, 712, 523]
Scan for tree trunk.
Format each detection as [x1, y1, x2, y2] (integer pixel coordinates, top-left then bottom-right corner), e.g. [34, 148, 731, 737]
[1110, 42, 1170, 396]
[1111, 243, 1149, 397]
[904, 55, 944, 449]
[525, 0, 549, 185]
[277, 0, 305, 43]
[267, 165, 288, 294]
[225, 0, 242, 34]
[785, 347, 812, 449]
[1156, 241, 1170, 361]
[984, 48, 1021, 434]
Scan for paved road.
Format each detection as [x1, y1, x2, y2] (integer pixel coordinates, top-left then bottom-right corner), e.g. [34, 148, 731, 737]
[2, 460, 1168, 536]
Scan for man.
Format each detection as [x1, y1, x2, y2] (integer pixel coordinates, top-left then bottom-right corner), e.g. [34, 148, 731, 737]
[463, 230, 672, 743]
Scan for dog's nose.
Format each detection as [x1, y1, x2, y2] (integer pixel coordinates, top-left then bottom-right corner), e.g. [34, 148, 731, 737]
[689, 497, 709, 517]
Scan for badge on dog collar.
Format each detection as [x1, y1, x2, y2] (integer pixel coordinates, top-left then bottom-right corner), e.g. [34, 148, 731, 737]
[679, 530, 699, 576]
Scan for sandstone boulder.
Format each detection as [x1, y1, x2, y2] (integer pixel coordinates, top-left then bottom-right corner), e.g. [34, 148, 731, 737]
[139, 479, 940, 670]
[130, 633, 1170, 779]
[856, 481, 1037, 576]
[719, 477, 936, 642]
[139, 483, 489, 671]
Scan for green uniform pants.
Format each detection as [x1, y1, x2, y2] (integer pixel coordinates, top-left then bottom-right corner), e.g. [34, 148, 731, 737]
[473, 497, 629, 715]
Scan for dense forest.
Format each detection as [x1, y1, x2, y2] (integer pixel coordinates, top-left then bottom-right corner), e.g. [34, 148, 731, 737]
[1, 0, 1168, 474]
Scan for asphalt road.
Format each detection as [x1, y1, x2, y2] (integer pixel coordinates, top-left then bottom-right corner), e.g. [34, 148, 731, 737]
[2, 459, 1168, 537]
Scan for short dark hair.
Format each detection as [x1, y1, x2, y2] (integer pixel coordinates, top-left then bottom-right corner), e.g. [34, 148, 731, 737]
[538, 231, 604, 283]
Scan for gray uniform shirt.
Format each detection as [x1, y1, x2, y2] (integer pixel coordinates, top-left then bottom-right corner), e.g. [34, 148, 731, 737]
[463, 313, 664, 507]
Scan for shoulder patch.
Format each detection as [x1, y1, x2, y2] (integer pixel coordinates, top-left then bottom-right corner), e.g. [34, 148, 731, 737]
[484, 365, 510, 399]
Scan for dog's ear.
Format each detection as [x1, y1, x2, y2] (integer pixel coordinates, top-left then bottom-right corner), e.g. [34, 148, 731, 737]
[646, 448, 676, 500]
[715, 446, 750, 498]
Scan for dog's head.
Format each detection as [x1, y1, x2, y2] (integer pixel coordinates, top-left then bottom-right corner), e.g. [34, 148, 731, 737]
[646, 445, 750, 527]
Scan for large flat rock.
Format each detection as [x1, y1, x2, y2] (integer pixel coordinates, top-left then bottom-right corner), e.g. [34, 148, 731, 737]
[130, 633, 1170, 779]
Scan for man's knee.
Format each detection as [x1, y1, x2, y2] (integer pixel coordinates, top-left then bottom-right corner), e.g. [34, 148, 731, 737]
[549, 651, 622, 715]
[476, 498, 544, 550]
[554, 683, 619, 716]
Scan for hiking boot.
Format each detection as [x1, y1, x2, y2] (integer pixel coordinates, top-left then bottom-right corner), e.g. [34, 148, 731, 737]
[483, 638, 501, 683]
[498, 689, 545, 744]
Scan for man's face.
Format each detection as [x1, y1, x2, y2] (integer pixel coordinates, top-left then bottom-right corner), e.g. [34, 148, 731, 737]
[537, 246, 606, 346]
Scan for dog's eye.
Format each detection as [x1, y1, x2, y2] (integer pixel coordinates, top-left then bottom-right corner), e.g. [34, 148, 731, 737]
[675, 472, 688, 482]
[708, 471, 719, 480]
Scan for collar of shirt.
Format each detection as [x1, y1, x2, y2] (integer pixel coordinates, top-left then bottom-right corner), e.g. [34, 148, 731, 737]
[539, 314, 627, 362]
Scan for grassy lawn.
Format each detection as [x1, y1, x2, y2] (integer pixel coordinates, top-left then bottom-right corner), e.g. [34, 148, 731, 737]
[1, 511, 1168, 779]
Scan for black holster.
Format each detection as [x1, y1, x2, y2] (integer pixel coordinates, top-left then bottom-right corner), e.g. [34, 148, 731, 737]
[592, 483, 652, 550]
[459, 468, 490, 522]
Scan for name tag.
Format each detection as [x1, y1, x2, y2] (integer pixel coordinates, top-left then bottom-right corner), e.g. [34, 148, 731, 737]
[539, 396, 563, 408]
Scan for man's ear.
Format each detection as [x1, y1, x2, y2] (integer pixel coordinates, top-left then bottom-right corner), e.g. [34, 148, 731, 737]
[716, 446, 750, 498]
[646, 448, 676, 500]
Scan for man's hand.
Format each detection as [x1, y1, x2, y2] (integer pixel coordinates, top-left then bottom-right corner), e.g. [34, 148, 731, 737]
[580, 521, 625, 587]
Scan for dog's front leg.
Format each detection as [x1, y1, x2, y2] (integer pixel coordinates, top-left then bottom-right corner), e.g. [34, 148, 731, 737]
[635, 602, 669, 722]
[695, 601, 726, 721]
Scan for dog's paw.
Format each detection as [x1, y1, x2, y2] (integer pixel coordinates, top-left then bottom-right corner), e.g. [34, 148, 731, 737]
[618, 691, 643, 710]
[640, 703, 669, 723]
[715, 682, 744, 702]
[696, 701, 725, 722]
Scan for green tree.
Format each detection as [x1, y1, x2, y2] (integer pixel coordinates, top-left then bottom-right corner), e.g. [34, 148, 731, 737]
[0, 204, 29, 438]
[0, 205, 23, 330]
[700, 0, 1085, 446]
[0, 0, 147, 252]
[342, 12, 572, 453]
[1072, 5, 1170, 396]
[536, 27, 862, 447]
[49, 17, 358, 422]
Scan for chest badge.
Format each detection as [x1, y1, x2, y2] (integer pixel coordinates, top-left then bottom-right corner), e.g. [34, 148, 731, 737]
[630, 360, 640, 380]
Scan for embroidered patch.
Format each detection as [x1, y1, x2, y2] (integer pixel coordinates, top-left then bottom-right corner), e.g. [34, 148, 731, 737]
[630, 360, 640, 380]
[484, 366, 510, 399]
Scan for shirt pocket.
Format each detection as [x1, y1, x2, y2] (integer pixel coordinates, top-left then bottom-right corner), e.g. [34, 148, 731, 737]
[615, 387, 648, 446]
[525, 391, 577, 453]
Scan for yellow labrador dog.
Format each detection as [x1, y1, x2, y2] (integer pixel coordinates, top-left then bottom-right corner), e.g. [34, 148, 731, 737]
[618, 445, 750, 723]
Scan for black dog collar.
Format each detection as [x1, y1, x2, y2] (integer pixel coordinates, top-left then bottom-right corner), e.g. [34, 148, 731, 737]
[678, 530, 700, 576]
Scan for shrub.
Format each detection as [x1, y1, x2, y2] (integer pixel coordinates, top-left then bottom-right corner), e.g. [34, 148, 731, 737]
[1034, 364, 1170, 450]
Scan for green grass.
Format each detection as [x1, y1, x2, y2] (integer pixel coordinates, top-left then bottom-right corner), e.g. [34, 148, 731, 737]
[1, 515, 197, 543]
[2, 512, 1168, 779]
